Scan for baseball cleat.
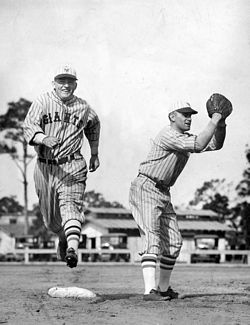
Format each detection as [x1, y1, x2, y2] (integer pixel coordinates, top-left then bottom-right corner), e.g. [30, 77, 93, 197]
[57, 239, 68, 261]
[143, 289, 171, 301]
[158, 286, 179, 299]
[65, 248, 78, 268]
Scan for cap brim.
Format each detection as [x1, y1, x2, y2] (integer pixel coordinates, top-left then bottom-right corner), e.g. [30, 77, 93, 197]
[54, 74, 77, 80]
[176, 107, 198, 115]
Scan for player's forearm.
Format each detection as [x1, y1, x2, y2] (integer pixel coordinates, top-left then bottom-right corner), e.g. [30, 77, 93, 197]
[213, 120, 226, 149]
[89, 140, 99, 156]
[195, 113, 222, 152]
[32, 132, 47, 145]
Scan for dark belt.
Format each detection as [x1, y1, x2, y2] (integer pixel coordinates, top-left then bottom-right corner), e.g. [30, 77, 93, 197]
[38, 154, 77, 165]
[138, 173, 170, 192]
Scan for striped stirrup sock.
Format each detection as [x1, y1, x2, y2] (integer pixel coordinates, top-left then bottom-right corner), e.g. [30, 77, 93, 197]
[160, 255, 176, 271]
[64, 220, 82, 250]
[141, 253, 157, 269]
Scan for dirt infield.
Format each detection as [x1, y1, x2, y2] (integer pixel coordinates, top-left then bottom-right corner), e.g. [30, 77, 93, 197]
[0, 263, 250, 325]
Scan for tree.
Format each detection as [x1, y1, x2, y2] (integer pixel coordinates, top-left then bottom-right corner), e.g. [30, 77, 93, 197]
[231, 145, 250, 249]
[0, 98, 33, 234]
[236, 145, 250, 197]
[189, 145, 250, 249]
[28, 204, 53, 247]
[84, 190, 124, 208]
[0, 196, 23, 214]
[189, 178, 232, 220]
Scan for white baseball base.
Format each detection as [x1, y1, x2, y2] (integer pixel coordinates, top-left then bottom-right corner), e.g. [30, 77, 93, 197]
[48, 286, 97, 298]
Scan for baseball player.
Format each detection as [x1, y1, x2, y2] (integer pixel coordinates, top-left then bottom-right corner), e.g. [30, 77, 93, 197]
[23, 64, 100, 268]
[129, 96, 232, 300]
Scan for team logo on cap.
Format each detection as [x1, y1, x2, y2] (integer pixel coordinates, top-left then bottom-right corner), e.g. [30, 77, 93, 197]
[54, 64, 77, 79]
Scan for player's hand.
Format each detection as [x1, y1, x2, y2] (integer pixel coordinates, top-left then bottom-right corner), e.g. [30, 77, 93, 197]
[42, 136, 60, 149]
[89, 154, 100, 172]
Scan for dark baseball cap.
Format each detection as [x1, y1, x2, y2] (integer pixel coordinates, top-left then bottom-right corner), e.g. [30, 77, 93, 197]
[169, 100, 198, 115]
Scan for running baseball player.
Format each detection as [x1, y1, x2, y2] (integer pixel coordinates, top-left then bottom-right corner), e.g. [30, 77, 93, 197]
[23, 64, 100, 268]
[129, 95, 232, 300]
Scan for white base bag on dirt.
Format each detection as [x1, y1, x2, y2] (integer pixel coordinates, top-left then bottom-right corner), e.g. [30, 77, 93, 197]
[48, 286, 96, 298]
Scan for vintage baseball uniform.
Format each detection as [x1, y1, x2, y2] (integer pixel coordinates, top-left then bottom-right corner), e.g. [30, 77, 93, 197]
[23, 90, 100, 234]
[129, 125, 220, 257]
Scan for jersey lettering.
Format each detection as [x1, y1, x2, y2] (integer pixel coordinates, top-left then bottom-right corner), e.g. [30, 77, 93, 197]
[72, 115, 79, 125]
[54, 112, 61, 122]
[42, 111, 83, 128]
[64, 112, 71, 123]
[43, 115, 49, 124]
[48, 113, 53, 123]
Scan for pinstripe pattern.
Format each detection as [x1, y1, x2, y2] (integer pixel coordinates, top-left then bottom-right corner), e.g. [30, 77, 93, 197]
[23, 91, 100, 159]
[129, 174, 182, 257]
[129, 124, 223, 261]
[34, 159, 87, 232]
[139, 126, 196, 187]
[24, 90, 100, 234]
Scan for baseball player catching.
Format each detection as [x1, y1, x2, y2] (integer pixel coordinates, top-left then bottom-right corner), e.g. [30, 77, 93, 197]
[23, 64, 100, 268]
[129, 94, 232, 301]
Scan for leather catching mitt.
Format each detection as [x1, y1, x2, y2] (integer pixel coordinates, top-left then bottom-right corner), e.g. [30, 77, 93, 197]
[206, 93, 233, 119]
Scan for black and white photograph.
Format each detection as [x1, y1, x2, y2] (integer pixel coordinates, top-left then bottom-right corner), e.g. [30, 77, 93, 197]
[0, 1, 250, 324]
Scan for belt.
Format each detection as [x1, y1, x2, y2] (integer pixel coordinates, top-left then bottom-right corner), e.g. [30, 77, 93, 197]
[138, 173, 170, 192]
[38, 154, 78, 165]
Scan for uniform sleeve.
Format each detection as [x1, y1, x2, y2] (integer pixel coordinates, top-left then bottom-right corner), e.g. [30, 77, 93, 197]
[159, 128, 197, 153]
[23, 98, 45, 146]
[84, 107, 101, 155]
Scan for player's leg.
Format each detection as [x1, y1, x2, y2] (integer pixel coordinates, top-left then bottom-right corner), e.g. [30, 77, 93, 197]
[58, 160, 87, 267]
[129, 176, 168, 300]
[34, 163, 67, 260]
[158, 207, 182, 298]
[63, 219, 82, 268]
[64, 219, 82, 252]
[141, 252, 158, 293]
[158, 255, 176, 291]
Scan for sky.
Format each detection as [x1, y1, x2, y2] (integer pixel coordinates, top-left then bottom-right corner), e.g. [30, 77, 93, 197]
[0, 0, 250, 210]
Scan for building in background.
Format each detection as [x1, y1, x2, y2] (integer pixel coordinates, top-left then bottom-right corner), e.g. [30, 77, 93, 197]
[82, 207, 232, 263]
[0, 208, 232, 263]
[0, 213, 38, 252]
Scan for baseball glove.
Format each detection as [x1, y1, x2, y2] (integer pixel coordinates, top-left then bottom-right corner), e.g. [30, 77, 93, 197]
[206, 93, 233, 119]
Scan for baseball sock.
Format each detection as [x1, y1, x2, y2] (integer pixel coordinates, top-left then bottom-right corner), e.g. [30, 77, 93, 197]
[158, 255, 176, 292]
[64, 220, 82, 252]
[57, 229, 66, 242]
[141, 253, 157, 294]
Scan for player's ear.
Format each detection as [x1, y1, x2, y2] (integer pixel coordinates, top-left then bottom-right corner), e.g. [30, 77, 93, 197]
[73, 82, 77, 91]
[52, 80, 56, 89]
[169, 111, 176, 122]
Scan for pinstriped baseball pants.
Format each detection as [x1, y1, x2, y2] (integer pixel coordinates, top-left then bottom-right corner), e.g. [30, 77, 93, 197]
[34, 158, 87, 234]
[129, 174, 182, 257]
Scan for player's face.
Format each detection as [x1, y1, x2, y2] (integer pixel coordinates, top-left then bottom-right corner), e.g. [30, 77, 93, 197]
[53, 77, 77, 101]
[171, 111, 193, 133]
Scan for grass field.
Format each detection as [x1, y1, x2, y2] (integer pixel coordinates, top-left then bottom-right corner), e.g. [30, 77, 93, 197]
[0, 263, 250, 325]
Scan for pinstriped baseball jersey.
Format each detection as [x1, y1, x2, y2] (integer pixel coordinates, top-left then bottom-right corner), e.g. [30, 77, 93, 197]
[139, 126, 219, 187]
[23, 90, 100, 159]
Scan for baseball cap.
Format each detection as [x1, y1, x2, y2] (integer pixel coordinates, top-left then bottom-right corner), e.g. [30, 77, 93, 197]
[54, 64, 77, 80]
[168, 100, 198, 115]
